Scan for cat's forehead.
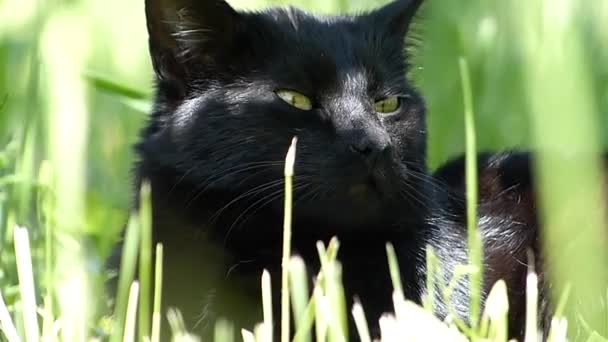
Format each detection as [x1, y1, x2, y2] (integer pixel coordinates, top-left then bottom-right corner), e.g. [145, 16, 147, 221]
[252, 8, 386, 54]
[246, 8, 400, 73]
[239, 7, 405, 93]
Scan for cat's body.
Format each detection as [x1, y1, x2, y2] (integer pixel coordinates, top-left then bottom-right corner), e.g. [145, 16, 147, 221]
[110, 0, 602, 340]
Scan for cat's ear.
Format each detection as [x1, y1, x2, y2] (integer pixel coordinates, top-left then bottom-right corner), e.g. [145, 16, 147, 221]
[371, 0, 423, 37]
[145, 0, 240, 88]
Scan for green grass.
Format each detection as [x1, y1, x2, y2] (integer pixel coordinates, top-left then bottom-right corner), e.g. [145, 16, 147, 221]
[1, 0, 608, 341]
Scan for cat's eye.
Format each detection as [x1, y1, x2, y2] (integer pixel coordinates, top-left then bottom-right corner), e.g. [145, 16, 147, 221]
[275, 90, 313, 111]
[374, 97, 401, 114]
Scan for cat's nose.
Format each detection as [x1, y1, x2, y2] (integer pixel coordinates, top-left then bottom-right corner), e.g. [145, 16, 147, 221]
[349, 139, 391, 169]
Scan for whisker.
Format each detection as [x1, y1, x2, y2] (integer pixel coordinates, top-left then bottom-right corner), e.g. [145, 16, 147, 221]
[224, 183, 311, 244]
[186, 162, 282, 205]
[206, 179, 285, 220]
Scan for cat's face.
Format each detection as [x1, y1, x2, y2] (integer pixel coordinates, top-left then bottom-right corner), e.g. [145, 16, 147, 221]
[141, 0, 426, 227]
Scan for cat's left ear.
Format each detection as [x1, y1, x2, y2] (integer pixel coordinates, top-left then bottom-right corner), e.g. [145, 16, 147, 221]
[370, 0, 424, 37]
[145, 0, 242, 88]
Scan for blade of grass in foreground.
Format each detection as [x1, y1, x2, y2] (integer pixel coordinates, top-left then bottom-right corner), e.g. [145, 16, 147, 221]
[281, 137, 298, 342]
[139, 182, 153, 340]
[289, 255, 310, 341]
[0, 287, 20, 341]
[351, 300, 371, 342]
[14, 226, 40, 342]
[525, 267, 539, 342]
[386, 243, 404, 299]
[516, 0, 608, 334]
[459, 56, 482, 333]
[111, 214, 141, 342]
[151, 243, 164, 342]
[262, 270, 273, 341]
[124, 282, 140, 342]
[83, 71, 149, 100]
[37, 160, 56, 340]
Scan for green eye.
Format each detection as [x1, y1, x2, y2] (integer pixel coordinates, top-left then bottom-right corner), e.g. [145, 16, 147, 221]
[275, 89, 313, 111]
[374, 97, 400, 114]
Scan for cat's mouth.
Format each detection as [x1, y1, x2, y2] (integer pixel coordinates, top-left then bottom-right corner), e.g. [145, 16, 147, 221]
[347, 174, 387, 200]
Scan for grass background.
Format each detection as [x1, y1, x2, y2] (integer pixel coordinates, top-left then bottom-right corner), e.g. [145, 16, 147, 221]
[0, 0, 607, 340]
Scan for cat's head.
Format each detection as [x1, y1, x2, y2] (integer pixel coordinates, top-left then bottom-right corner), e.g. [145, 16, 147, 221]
[140, 0, 427, 228]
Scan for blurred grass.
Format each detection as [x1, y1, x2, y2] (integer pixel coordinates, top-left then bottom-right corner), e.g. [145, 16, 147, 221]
[0, 0, 607, 340]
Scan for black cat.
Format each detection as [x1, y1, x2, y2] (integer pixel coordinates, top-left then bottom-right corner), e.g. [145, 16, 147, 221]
[109, 0, 600, 340]
[133, 0, 431, 338]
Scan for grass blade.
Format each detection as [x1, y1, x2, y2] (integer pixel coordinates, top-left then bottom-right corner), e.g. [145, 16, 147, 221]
[123, 282, 140, 342]
[262, 270, 273, 341]
[242, 329, 255, 342]
[111, 214, 141, 342]
[14, 226, 39, 342]
[138, 182, 153, 340]
[459, 56, 482, 332]
[351, 300, 371, 342]
[290, 256, 310, 342]
[83, 71, 149, 100]
[483, 280, 509, 342]
[281, 137, 297, 342]
[386, 243, 404, 299]
[151, 243, 164, 342]
[525, 270, 539, 342]
[213, 319, 234, 342]
[0, 290, 20, 342]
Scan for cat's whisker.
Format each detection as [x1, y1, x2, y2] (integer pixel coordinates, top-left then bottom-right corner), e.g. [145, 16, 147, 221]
[224, 182, 312, 244]
[206, 179, 285, 221]
[398, 179, 432, 209]
[399, 166, 454, 198]
[223, 188, 287, 245]
[186, 161, 283, 204]
[294, 183, 322, 206]
[198, 162, 280, 191]
[168, 160, 206, 196]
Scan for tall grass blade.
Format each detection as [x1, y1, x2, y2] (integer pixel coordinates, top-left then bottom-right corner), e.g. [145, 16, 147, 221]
[14, 226, 39, 342]
[459, 56, 482, 331]
[213, 319, 234, 342]
[262, 270, 273, 341]
[124, 282, 140, 342]
[0, 290, 20, 342]
[151, 243, 164, 342]
[314, 287, 328, 342]
[525, 271, 539, 342]
[325, 263, 347, 342]
[386, 243, 404, 299]
[281, 137, 297, 342]
[138, 182, 153, 340]
[111, 214, 141, 342]
[37, 161, 55, 340]
[242, 329, 255, 342]
[351, 300, 371, 342]
[482, 280, 509, 342]
[289, 255, 310, 341]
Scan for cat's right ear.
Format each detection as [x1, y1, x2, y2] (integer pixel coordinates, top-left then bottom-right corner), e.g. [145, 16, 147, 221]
[370, 0, 424, 38]
[145, 0, 240, 94]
